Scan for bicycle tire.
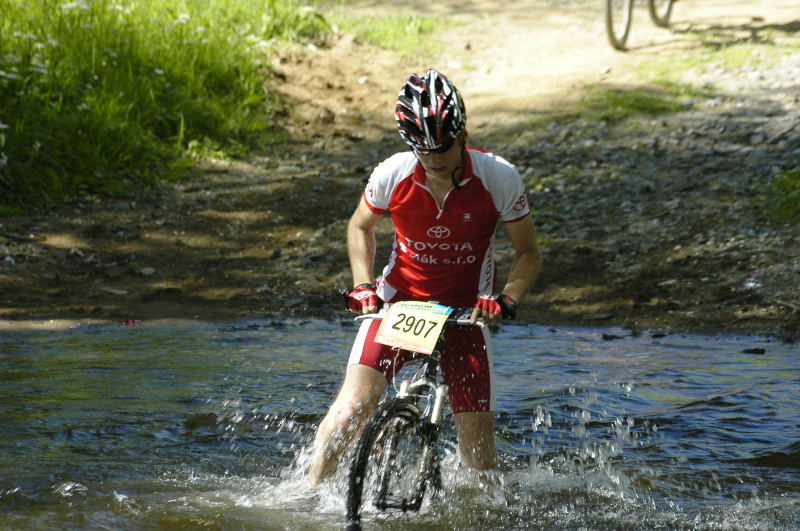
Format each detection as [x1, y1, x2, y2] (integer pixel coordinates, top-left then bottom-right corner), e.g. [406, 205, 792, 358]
[346, 398, 439, 526]
[647, 0, 674, 28]
[604, 0, 634, 51]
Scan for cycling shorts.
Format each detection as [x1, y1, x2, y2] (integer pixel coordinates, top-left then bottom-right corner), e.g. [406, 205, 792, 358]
[347, 318, 495, 413]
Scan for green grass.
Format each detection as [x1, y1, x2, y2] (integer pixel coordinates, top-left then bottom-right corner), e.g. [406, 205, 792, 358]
[0, 0, 329, 211]
[329, 13, 448, 54]
[639, 42, 785, 83]
[580, 83, 709, 124]
[638, 20, 800, 83]
[592, 19, 800, 126]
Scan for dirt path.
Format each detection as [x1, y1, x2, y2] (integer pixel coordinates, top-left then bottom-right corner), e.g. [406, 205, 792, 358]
[338, 0, 797, 130]
[1, 0, 798, 339]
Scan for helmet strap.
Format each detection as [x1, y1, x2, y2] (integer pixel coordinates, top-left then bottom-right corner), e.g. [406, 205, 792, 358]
[450, 141, 467, 189]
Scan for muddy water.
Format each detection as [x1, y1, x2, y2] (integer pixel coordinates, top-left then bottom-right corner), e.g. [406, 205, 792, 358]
[0, 319, 797, 529]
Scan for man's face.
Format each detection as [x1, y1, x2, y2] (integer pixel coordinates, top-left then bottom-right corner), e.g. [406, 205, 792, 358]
[415, 134, 464, 180]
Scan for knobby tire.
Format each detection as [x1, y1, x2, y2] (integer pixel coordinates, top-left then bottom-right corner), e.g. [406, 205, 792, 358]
[604, 0, 634, 51]
[346, 398, 439, 526]
[647, 0, 674, 28]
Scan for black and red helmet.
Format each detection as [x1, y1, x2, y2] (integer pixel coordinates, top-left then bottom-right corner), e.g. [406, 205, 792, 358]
[395, 69, 466, 152]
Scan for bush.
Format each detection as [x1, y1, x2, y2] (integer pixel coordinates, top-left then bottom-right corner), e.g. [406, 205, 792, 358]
[0, 0, 328, 209]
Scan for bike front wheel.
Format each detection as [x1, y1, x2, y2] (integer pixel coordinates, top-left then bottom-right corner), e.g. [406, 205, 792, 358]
[648, 0, 674, 27]
[346, 399, 440, 526]
[604, 0, 634, 51]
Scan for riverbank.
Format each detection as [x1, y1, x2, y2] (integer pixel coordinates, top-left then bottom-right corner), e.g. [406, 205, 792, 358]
[1, 0, 798, 340]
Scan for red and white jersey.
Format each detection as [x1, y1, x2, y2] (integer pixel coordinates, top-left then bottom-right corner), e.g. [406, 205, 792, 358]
[364, 147, 530, 307]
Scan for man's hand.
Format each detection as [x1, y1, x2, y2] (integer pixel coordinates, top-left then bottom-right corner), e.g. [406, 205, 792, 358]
[343, 283, 382, 314]
[471, 293, 517, 323]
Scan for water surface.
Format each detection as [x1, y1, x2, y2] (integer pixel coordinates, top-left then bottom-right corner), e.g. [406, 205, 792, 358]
[0, 319, 797, 529]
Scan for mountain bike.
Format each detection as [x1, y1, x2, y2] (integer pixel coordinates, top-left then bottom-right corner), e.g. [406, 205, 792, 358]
[345, 301, 483, 528]
[605, 0, 676, 51]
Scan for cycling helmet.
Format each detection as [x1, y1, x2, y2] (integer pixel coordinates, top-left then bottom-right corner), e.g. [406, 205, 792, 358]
[395, 69, 466, 153]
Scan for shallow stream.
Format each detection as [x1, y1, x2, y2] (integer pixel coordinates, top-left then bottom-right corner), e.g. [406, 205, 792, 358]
[1, 319, 797, 529]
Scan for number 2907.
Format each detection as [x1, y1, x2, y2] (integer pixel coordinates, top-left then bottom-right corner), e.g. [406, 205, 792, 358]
[391, 312, 437, 338]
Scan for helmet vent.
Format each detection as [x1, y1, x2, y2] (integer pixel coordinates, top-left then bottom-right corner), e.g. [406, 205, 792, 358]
[394, 69, 466, 152]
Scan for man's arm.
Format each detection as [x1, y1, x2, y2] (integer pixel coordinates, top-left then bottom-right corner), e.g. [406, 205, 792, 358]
[499, 213, 541, 303]
[347, 197, 383, 314]
[472, 213, 542, 323]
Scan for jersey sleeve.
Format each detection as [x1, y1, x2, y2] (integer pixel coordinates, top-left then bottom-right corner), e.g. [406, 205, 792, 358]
[363, 152, 417, 215]
[497, 165, 530, 222]
[471, 151, 530, 222]
[363, 163, 391, 214]
[363, 184, 388, 215]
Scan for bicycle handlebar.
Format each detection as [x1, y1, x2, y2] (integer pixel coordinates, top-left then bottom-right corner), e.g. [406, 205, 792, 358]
[446, 307, 483, 327]
[354, 304, 484, 328]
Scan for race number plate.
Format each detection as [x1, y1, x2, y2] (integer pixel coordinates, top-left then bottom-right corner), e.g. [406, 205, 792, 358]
[375, 301, 454, 354]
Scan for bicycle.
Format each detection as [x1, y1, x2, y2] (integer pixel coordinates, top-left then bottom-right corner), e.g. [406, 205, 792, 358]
[605, 0, 676, 51]
[344, 301, 483, 528]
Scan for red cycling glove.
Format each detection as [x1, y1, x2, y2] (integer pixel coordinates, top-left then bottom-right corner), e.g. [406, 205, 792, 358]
[474, 293, 518, 320]
[344, 283, 381, 313]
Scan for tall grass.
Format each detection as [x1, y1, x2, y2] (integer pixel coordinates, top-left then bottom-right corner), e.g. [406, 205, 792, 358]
[0, 0, 328, 211]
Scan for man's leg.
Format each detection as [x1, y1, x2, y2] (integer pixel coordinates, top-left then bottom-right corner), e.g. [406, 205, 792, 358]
[453, 410, 497, 470]
[308, 364, 387, 486]
[444, 324, 497, 471]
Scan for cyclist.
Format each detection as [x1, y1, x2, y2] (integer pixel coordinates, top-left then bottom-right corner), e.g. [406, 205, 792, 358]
[308, 69, 541, 486]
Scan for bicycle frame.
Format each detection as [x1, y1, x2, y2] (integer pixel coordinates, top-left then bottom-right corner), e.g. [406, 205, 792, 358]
[357, 305, 478, 424]
[346, 305, 484, 523]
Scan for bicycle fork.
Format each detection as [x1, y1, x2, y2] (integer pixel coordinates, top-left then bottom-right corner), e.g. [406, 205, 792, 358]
[397, 378, 448, 427]
[375, 374, 446, 511]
